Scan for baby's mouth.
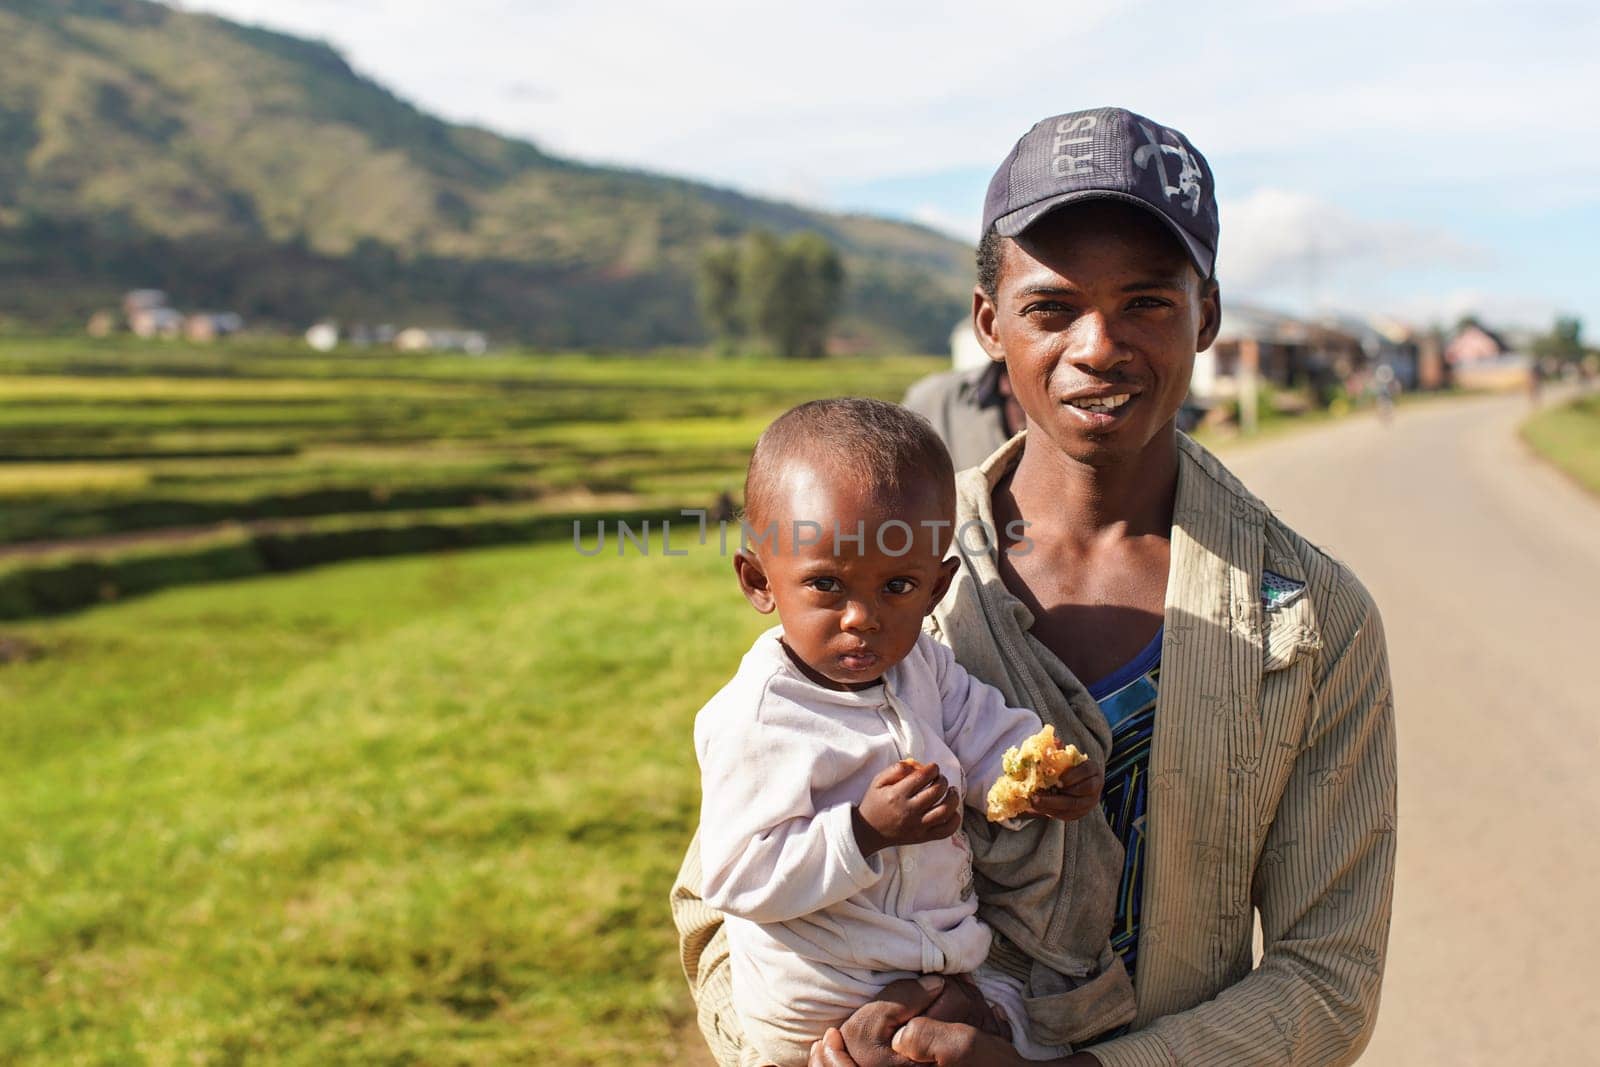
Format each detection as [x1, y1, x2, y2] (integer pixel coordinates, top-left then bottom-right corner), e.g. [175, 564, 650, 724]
[838, 649, 880, 671]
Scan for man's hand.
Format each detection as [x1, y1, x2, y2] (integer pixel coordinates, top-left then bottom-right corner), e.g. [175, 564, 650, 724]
[853, 761, 963, 857]
[1027, 759, 1103, 823]
[807, 976, 1103, 1066]
[894, 1016, 1104, 1066]
[807, 975, 945, 1067]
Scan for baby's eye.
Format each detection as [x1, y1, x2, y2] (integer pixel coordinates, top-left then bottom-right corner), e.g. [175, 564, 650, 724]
[808, 577, 841, 593]
[885, 578, 916, 595]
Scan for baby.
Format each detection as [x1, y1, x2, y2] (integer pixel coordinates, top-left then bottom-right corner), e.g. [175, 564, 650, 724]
[694, 397, 1098, 1066]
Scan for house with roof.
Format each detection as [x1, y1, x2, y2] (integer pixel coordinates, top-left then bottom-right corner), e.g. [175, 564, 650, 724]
[1194, 304, 1363, 406]
[1445, 319, 1531, 390]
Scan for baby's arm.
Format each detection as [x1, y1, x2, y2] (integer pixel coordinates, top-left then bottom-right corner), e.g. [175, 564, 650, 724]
[695, 697, 886, 924]
[929, 640, 1102, 821]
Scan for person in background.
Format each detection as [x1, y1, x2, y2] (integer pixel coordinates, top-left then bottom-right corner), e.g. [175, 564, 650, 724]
[902, 328, 1025, 471]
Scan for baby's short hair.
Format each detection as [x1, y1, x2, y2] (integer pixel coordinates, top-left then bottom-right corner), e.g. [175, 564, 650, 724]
[743, 397, 956, 531]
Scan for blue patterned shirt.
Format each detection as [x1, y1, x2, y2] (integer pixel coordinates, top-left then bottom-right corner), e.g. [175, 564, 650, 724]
[1087, 629, 1162, 984]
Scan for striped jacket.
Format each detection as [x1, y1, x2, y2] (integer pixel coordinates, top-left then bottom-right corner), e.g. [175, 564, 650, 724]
[671, 431, 1397, 1066]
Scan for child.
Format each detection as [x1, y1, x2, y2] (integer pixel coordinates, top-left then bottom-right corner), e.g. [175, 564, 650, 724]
[694, 398, 1100, 1066]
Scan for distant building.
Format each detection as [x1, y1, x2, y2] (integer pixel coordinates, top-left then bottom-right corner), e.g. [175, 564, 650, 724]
[86, 310, 117, 338]
[394, 327, 489, 355]
[394, 327, 431, 353]
[1316, 312, 1422, 391]
[1199, 305, 1360, 401]
[129, 305, 184, 339]
[948, 319, 988, 371]
[123, 290, 168, 316]
[1445, 321, 1511, 366]
[305, 322, 340, 352]
[1445, 320, 1530, 391]
[183, 312, 243, 343]
[347, 323, 398, 347]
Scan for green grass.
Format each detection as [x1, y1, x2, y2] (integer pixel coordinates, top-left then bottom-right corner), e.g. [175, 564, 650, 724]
[0, 531, 763, 1064]
[0, 337, 941, 545]
[1522, 392, 1600, 495]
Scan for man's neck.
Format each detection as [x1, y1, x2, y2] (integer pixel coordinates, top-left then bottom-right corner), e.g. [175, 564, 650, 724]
[1006, 425, 1180, 544]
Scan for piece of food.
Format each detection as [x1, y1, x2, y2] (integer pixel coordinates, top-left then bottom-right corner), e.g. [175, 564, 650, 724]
[985, 725, 1086, 822]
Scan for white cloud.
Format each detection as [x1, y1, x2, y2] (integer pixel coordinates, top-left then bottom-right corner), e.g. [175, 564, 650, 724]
[1389, 289, 1566, 332]
[908, 203, 979, 242]
[1219, 188, 1490, 291]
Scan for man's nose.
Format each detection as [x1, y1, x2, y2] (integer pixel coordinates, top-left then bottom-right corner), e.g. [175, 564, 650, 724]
[841, 599, 878, 632]
[1068, 310, 1130, 372]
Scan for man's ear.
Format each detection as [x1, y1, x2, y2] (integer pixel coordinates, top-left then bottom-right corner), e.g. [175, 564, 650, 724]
[733, 550, 776, 614]
[1196, 278, 1222, 352]
[972, 286, 1005, 363]
[925, 555, 961, 614]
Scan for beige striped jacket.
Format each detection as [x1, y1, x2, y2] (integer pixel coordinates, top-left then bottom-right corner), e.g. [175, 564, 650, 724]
[671, 431, 1397, 1066]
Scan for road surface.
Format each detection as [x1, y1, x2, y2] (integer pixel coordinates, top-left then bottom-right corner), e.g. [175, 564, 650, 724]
[1224, 392, 1600, 1063]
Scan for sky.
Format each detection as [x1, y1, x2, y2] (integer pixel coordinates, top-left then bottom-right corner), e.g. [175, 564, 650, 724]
[180, 0, 1600, 333]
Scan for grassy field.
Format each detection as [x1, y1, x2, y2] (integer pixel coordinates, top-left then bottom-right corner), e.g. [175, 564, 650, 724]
[3, 336, 1459, 1062]
[0, 336, 947, 1063]
[0, 531, 764, 1064]
[0, 337, 939, 546]
[1522, 391, 1600, 495]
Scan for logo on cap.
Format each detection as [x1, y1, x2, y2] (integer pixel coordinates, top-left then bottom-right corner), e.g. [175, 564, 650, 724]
[1133, 123, 1204, 217]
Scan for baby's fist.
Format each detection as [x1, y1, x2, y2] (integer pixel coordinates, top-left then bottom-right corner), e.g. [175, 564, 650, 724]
[853, 759, 963, 856]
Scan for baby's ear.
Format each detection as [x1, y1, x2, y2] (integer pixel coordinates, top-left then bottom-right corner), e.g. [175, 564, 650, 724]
[733, 550, 776, 614]
[925, 556, 961, 612]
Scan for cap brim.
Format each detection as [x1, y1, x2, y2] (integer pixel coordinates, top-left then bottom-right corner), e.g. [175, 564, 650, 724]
[993, 190, 1215, 280]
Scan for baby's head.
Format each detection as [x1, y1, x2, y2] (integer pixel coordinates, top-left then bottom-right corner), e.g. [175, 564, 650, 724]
[734, 398, 959, 691]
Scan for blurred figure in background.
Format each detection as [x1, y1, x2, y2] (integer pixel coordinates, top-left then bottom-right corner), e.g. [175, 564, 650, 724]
[902, 324, 1025, 470]
[1372, 363, 1397, 424]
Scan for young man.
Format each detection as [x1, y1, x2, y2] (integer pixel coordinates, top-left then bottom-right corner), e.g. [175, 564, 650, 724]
[673, 107, 1397, 1067]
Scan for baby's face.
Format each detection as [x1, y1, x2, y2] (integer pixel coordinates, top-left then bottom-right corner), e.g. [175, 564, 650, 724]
[735, 465, 957, 690]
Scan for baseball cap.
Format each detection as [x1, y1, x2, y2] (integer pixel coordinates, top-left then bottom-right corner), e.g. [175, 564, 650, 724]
[982, 107, 1220, 279]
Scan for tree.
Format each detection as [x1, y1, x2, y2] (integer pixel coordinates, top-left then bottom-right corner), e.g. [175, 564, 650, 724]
[696, 229, 846, 358]
[1532, 315, 1584, 366]
[696, 243, 743, 351]
[778, 232, 844, 359]
[738, 229, 787, 353]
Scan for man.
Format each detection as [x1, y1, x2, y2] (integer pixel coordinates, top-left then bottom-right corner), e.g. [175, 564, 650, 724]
[673, 107, 1396, 1066]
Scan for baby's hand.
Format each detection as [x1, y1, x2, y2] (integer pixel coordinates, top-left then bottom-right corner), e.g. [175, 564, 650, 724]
[1027, 758, 1105, 822]
[852, 760, 963, 856]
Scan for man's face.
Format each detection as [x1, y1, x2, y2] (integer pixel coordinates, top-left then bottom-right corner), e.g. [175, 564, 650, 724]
[734, 463, 958, 690]
[973, 201, 1220, 468]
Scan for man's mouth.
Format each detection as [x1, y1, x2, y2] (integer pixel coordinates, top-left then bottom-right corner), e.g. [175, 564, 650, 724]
[1061, 392, 1136, 421]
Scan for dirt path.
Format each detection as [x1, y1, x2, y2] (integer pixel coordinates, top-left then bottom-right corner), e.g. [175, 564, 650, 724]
[1223, 391, 1600, 1062]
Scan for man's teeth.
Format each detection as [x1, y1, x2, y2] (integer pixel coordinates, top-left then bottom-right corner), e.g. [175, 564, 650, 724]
[1068, 394, 1131, 413]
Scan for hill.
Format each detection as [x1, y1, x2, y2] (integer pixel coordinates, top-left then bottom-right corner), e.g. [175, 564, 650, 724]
[0, 0, 973, 350]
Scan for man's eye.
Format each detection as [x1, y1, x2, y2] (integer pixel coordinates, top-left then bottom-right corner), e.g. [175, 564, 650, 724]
[885, 578, 915, 595]
[1128, 296, 1173, 310]
[1023, 301, 1070, 317]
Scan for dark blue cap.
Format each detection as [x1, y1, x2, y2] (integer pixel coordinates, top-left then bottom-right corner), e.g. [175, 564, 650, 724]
[983, 107, 1219, 278]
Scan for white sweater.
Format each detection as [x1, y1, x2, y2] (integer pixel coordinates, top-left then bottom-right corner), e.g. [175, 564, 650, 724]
[694, 626, 1045, 1066]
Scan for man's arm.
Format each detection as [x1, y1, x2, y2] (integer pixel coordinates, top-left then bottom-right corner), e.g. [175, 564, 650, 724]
[671, 832, 767, 1067]
[1087, 567, 1398, 1067]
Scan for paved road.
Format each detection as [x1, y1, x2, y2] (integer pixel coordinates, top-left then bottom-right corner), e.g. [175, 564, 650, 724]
[1224, 392, 1600, 1063]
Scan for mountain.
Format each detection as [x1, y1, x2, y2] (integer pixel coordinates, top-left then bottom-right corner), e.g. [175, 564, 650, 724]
[0, 0, 973, 351]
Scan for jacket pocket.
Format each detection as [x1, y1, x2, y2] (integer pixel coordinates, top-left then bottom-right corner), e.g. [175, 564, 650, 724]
[1021, 947, 1137, 1047]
